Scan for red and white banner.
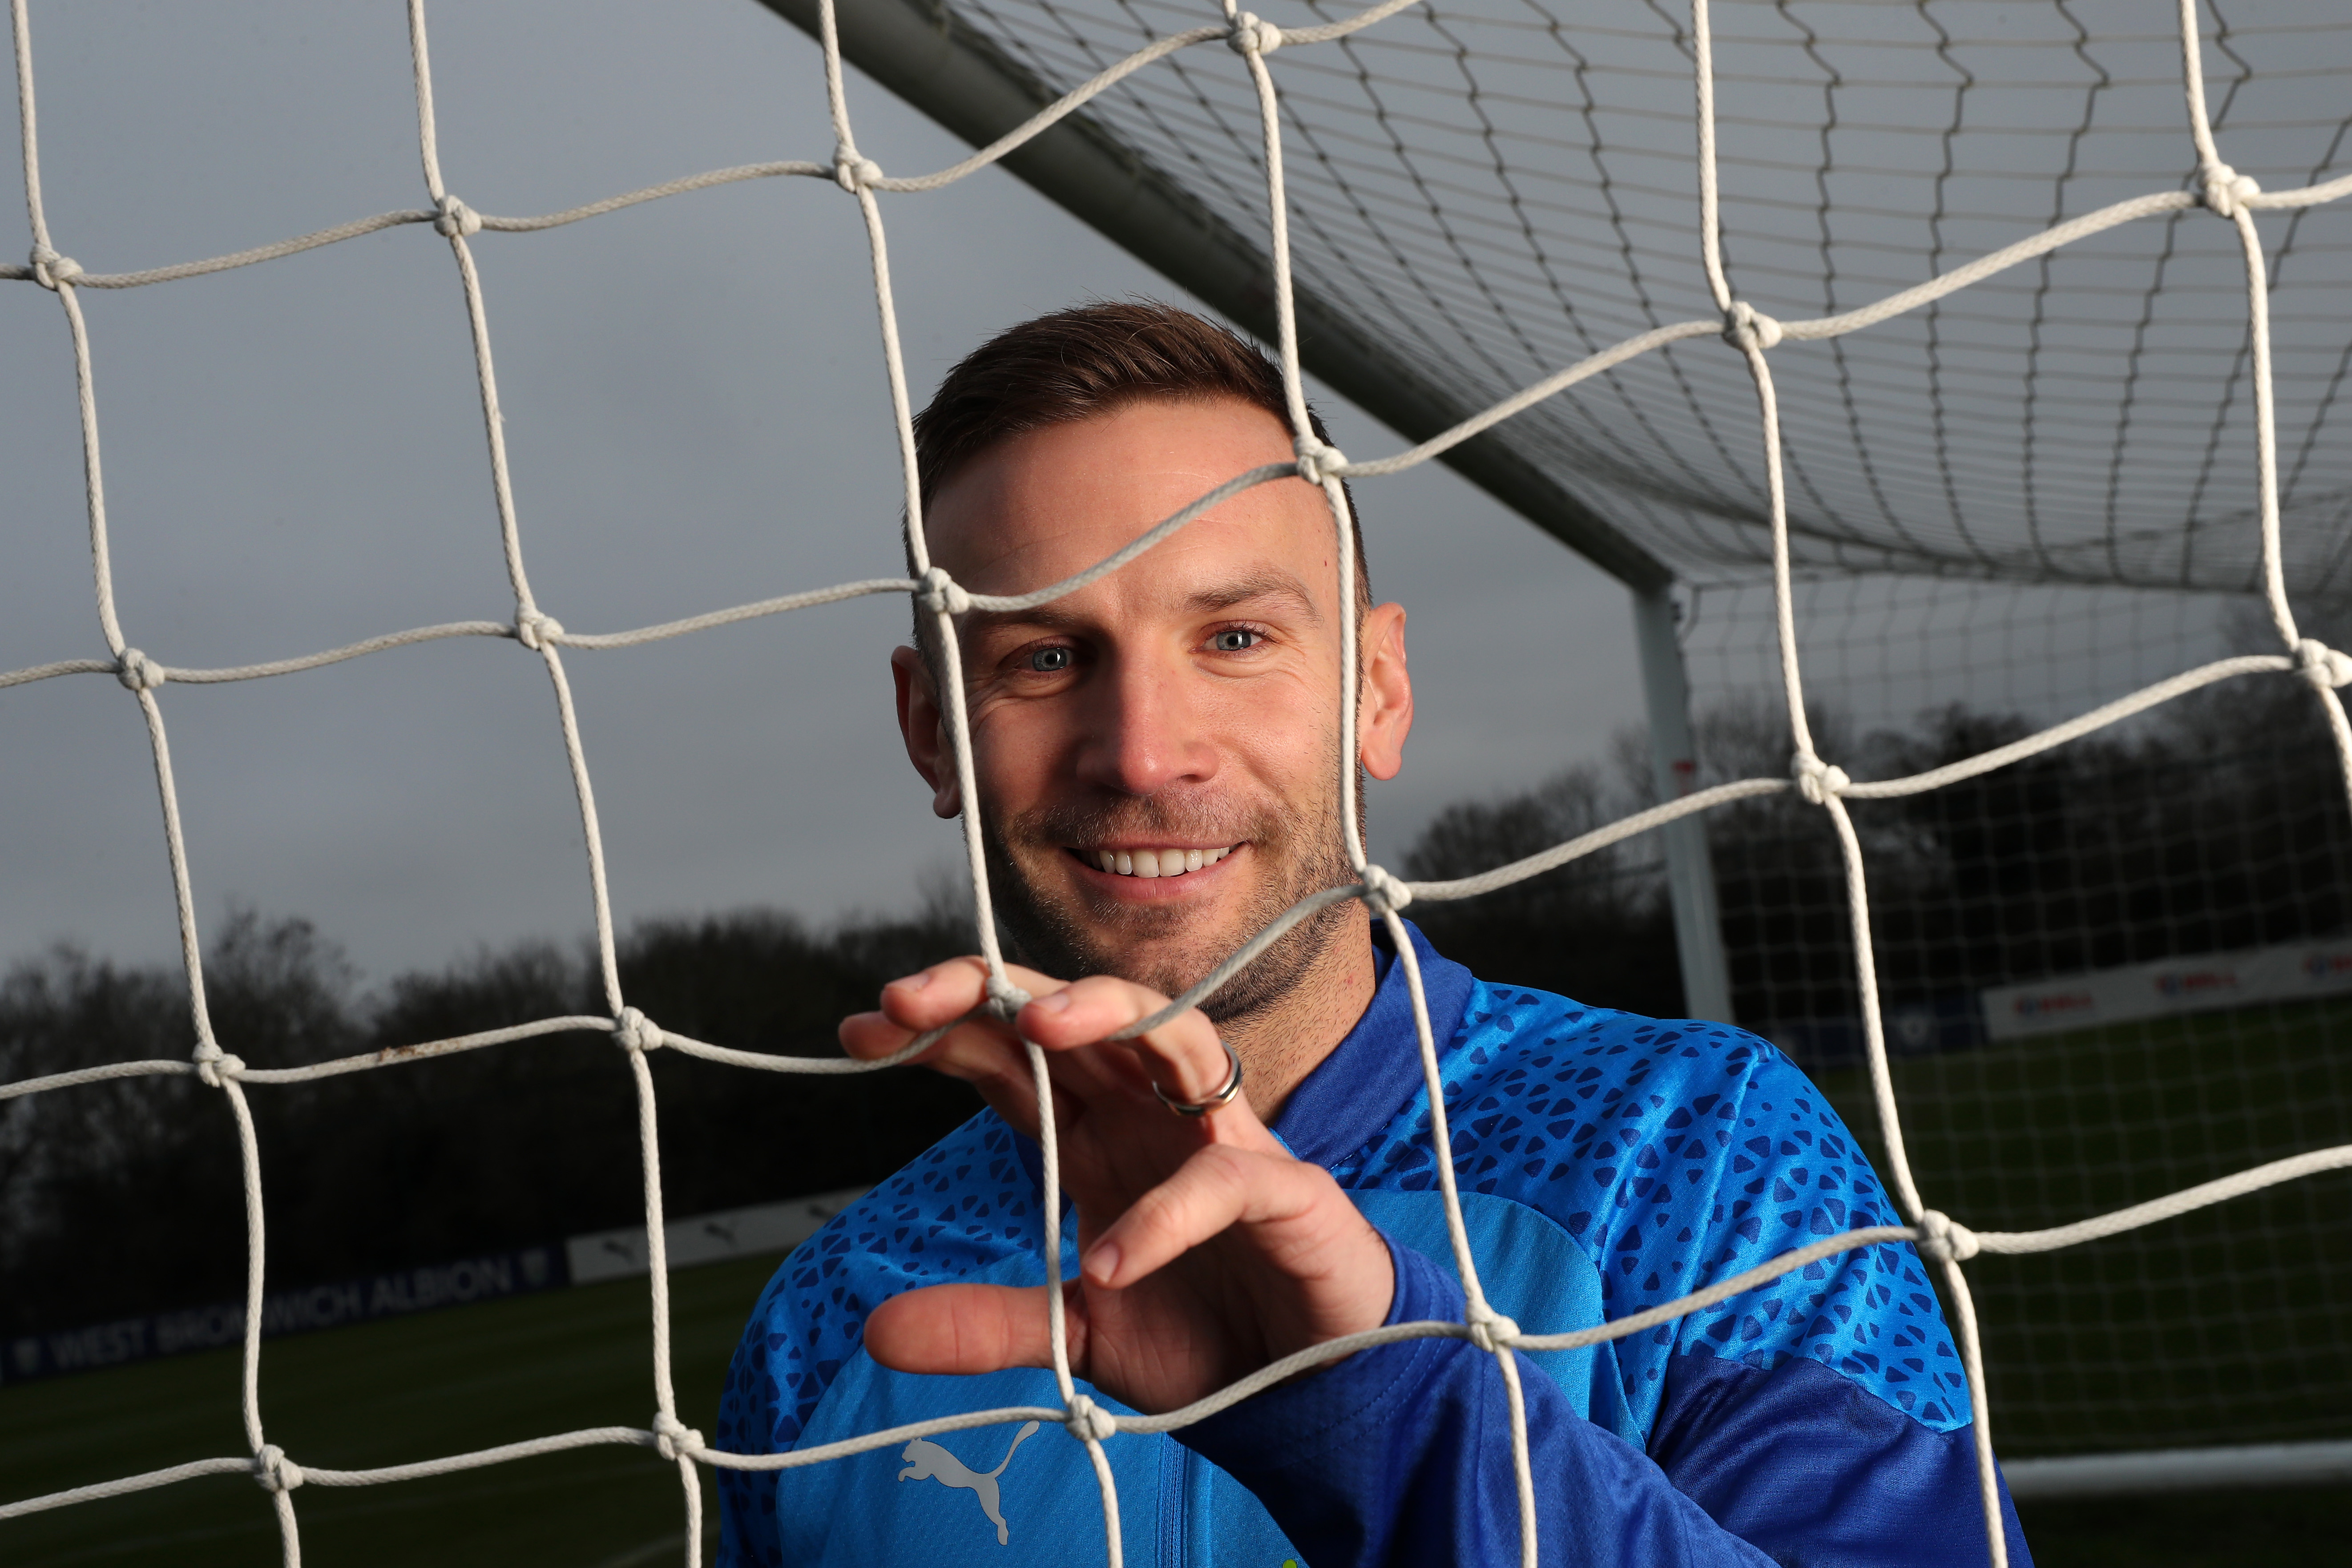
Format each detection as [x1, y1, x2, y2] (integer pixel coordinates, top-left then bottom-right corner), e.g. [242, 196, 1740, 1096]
[1981, 938, 2352, 1041]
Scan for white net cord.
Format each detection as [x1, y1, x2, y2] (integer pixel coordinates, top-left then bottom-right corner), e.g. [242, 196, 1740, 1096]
[5, 2, 2352, 1567]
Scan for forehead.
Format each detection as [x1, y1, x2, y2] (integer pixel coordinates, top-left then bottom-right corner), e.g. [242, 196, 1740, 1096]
[922, 397, 1342, 609]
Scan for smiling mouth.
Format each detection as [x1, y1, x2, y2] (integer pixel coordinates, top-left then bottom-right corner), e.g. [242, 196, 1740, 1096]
[1074, 845, 1235, 879]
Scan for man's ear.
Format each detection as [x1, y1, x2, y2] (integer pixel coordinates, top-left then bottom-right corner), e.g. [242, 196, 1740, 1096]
[891, 644, 963, 818]
[1357, 602, 1413, 781]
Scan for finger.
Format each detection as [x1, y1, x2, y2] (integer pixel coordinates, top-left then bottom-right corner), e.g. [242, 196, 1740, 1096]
[853, 958, 1073, 1048]
[847, 959, 1195, 1132]
[837, 1009, 1049, 1136]
[1081, 1144, 1350, 1289]
[1019, 975, 1236, 1108]
[863, 1282, 1085, 1376]
[959, 1064, 1092, 1146]
[838, 1001, 1005, 1064]
[841, 956, 1038, 1074]
[857, 963, 1152, 1112]
[871, 956, 992, 1036]
[836, 959, 980, 1064]
[842, 964, 1100, 1137]
[839, 996, 1023, 1080]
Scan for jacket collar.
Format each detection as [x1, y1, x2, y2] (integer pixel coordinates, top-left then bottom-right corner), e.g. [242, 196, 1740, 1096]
[1270, 919, 1475, 1169]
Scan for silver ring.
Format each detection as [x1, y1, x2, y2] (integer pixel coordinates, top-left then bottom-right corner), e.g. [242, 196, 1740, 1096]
[1153, 1039, 1244, 1117]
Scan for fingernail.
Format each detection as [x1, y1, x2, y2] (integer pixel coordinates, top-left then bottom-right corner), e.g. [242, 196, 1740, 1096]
[1033, 990, 1073, 1013]
[1084, 1240, 1120, 1284]
[896, 968, 934, 992]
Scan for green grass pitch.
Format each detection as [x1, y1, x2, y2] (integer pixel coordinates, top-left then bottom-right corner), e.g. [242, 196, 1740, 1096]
[1, 1256, 773, 1567]
[1809, 997, 2352, 1459]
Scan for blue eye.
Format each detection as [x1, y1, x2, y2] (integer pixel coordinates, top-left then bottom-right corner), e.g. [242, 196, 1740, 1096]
[1027, 646, 1072, 673]
[1213, 629, 1258, 652]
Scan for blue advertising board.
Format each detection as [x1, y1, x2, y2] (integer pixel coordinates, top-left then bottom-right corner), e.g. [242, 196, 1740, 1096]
[4, 1245, 566, 1384]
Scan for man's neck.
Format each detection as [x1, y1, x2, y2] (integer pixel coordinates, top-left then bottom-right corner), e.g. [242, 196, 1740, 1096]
[1220, 920, 1382, 1124]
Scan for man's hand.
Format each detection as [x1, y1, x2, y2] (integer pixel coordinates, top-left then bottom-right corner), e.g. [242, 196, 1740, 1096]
[840, 958, 1394, 1416]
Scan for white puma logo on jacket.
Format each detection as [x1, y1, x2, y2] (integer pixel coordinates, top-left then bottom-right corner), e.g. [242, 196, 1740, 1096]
[896, 1420, 1041, 1545]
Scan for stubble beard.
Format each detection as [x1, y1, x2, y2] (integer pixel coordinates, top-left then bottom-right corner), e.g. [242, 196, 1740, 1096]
[980, 778, 1361, 1026]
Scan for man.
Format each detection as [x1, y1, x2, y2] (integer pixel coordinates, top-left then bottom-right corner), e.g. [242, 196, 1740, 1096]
[715, 303, 2032, 1567]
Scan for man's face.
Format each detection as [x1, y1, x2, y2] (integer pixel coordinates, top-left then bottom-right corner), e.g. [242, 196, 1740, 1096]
[893, 396, 1412, 1016]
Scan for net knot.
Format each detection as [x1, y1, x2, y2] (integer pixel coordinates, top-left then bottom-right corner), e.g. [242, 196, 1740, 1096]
[1723, 301, 1783, 352]
[2295, 639, 2352, 690]
[192, 1041, 245, 1088]
[651, 1412, 704, 1461]
[1791, 753, 1849, 805]
[251, 1444, 305, 1493]
[513, 608, 564, 650]
[613, 1006, 664, 1053]
[1358, 863, 1414, 915]
[432, 194, 482, 238]
[28, 245, 82, 290]
[1062, 1393, 1119, 1443]
[115, 648, 166, 693]
[1913, 1209, 1980, 1263]
[1226, 12, 1284, 55]
[984, 976, 1033, 1022]
[1467, 1311, 1520, 1353]
[834, 150, 884, 194]
[2198, 162, 2262, 219]
[916, 566, 971, 616]
[1293, 436, 1347, 485]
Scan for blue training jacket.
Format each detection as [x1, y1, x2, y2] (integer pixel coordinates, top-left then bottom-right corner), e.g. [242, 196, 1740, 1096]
[715, 923, 2033, 1567]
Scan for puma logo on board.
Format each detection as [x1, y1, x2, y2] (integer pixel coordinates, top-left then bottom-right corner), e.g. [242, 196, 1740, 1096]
[897, 1419, 1041, 1545]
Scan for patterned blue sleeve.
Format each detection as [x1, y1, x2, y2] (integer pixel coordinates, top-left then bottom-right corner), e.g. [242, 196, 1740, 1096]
[1568, 1012, 1972, 1433]
[1328, 985, 2023, 1563]
[1340, 988, 1975, 1436]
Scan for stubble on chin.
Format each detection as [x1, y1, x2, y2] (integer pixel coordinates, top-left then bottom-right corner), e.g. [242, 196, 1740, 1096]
[980, 796, 1356, 1024]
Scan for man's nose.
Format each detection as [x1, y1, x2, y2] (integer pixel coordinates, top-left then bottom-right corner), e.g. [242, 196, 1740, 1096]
[1075, 653, 1218, 797]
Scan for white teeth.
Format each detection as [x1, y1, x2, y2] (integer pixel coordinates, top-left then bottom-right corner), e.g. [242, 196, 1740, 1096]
[1089, 846, 1236, 876]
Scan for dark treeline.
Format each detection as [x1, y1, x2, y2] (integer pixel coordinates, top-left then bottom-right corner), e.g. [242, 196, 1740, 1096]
[1713, 675, 2352, 1038]
[10, 650, 2348, 1333]
[1403, 760, 1686, 1020]
[1, 903, 981, 1338]
[1408, 656, 2352, 1060]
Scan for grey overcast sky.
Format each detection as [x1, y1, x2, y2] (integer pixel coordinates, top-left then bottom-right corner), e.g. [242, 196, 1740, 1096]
[0, 0, 1652, 982]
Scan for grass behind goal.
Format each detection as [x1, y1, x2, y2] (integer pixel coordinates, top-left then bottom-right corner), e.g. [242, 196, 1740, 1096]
[1811, 997, 2352, 1458]
[0, 1258, 768, 1568]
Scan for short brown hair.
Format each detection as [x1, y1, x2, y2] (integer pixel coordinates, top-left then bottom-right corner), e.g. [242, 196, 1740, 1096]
[907, 301, 1367, 611]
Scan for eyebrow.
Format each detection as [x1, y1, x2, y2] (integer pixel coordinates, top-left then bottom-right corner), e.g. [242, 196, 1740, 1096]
[961, 566, 1324, 640]
[1184, 568, 1322, 622]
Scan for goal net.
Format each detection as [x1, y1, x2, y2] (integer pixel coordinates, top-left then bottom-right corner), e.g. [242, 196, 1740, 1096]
[1679, 574, 2352, 1461]
[3, 1, 2349, 1567]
